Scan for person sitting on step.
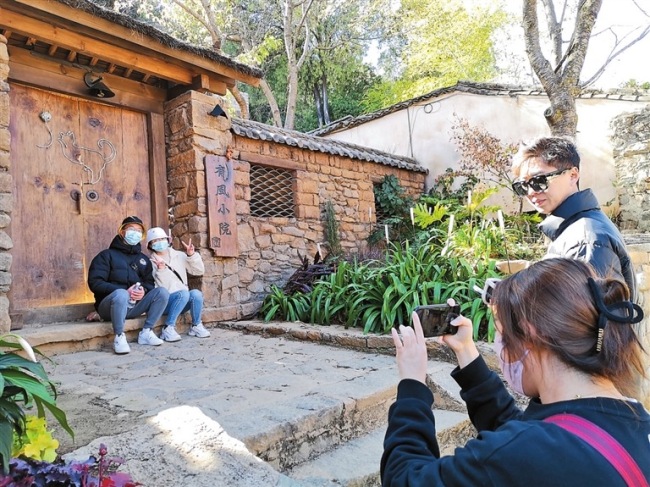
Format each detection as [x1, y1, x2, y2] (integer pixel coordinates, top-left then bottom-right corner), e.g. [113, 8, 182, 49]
[88, 216, 169, 354]
[146, 227, 210, 341]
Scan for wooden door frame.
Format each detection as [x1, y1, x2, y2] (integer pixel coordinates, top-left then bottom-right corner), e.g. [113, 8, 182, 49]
[7, 80, 168, 326]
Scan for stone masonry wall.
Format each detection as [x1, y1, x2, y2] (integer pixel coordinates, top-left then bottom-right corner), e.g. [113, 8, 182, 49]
[611, 105, 650, 232]
[164, 91, 425, 324]
[0, 36, 12, 333]
[611, 106, 650, 406]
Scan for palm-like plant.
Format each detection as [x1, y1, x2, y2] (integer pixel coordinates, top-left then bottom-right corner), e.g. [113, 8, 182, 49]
[0, 334, 73, 472]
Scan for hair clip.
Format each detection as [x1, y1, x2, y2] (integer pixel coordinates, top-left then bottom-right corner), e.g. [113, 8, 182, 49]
[587, 277, 644, 352]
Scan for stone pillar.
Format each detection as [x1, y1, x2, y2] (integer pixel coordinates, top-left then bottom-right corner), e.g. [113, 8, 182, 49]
[164, 91, 239, 323]
[0, 35, 12, 333]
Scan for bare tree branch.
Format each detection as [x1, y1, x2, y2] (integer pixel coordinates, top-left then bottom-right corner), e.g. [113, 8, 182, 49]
[582, 23, 650, 87]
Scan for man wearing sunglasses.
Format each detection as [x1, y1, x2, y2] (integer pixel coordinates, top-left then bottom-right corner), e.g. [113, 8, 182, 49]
[511, 136, 636, 301]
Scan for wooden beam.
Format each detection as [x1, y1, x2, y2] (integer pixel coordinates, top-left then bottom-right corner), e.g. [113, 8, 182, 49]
[2, 29, 12, 40]
[237, 150, 307, 171]
[0, 7, 194, 84]
[8, 46, 166, 114]
[66, 50, 76, 62]
[4, 0, 261, 87]
[47, 44, 57, 56]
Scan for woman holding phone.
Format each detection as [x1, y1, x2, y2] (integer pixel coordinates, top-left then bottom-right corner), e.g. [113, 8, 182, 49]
[146, 227, 211, 341]
[381, 258, 649, 486]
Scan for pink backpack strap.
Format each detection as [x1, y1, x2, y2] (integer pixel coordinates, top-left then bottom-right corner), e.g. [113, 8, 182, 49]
[544, 413, 649, 487]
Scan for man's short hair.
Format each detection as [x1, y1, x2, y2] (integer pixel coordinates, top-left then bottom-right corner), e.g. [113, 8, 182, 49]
[512, 137, 580, 178]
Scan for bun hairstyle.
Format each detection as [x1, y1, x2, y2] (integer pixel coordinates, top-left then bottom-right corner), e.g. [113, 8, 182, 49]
[491, 258, 645, 387]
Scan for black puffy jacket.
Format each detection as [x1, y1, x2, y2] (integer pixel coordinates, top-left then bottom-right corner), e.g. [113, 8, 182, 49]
[540, 189, 637, 301]
[87, 235, 156, 309]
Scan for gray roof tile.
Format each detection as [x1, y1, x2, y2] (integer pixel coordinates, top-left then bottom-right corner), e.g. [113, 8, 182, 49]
[231, 118, 427, 174]
[310, 81, 650, 136]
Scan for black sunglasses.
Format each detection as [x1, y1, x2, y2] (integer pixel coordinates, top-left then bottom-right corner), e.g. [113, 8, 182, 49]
[511, 169, 569, 197]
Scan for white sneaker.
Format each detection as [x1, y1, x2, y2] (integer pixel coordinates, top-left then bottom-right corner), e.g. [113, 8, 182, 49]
[138, 328, 163, 346]
[188, 323, 211, 338]
[161, 326, 181, 342]
[113, 333, 130, 354]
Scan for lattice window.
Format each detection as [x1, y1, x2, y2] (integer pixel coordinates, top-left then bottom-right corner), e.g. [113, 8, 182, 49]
[250, 164, 296, 218]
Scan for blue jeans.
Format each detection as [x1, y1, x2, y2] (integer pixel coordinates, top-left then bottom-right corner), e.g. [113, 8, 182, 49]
[98, 287, 169, 335]
[163, 289, 203, 327]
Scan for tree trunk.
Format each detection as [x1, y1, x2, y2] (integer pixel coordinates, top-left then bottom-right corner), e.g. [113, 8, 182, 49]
[284, 64, 299, 130]
[229, 84, 249, 119]
[259, 78, 283, 127]
[321, 75, 331, 125]
[522, 0, 603, 137]
[313, 84, 324, 127]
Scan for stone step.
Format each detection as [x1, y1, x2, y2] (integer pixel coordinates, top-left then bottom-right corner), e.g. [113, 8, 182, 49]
[286, 410, 470, 487]
[16, 317, 190, 356]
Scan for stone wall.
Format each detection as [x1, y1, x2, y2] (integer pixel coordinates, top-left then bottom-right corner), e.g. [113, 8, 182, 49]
[612, 106, 650, 406]
[0, 36, 12, 333]
[164, 91, 426, 323]
[611, 105, 650, 232]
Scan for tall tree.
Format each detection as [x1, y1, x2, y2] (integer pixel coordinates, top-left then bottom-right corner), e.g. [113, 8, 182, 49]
[364, 0, 508, 108]
[523, 0, 650, 136]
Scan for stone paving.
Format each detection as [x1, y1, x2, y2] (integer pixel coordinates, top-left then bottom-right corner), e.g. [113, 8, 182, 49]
[43, 323, 414, 486]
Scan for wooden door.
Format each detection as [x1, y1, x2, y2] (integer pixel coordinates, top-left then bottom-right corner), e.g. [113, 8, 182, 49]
[8, 84, 153, 324]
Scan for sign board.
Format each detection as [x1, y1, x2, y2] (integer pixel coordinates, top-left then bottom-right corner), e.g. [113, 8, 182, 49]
[205, 155, 238, 256]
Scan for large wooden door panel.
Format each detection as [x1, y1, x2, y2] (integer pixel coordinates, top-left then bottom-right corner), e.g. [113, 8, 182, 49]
[9, 84, 153, 320]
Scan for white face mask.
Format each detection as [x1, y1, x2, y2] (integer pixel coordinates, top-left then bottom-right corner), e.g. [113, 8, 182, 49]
[124, 230, 142, 246]
[151, 240, 169, 252]
[493, 332, 529, 396]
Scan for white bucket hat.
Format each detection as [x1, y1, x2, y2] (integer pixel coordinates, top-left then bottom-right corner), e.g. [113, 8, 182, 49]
[146, 227, 171, 247]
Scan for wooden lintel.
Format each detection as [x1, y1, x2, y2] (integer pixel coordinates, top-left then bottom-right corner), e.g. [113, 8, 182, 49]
[7, 45, 167, 113]
[237, 150, 306, 171]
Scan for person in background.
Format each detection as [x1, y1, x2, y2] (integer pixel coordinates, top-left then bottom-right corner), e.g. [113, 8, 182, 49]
[381, 258, 648, 486]
[511, 136, 636, 301]
[146, 227, 210, 340]
[88, 216, 169, 354]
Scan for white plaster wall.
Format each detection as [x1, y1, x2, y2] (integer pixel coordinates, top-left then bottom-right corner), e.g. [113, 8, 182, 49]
[323, 92, 648, 214]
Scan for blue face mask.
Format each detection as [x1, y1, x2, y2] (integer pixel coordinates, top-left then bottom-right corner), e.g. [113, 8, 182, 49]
[151, 241, 169, 252]
[124, 230, 142, 246]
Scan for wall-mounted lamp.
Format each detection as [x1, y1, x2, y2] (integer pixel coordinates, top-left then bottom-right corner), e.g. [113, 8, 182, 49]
[84, 73, 115, 98]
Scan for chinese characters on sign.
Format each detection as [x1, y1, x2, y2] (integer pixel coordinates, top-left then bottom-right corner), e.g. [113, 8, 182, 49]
[205, 155, 238, 256]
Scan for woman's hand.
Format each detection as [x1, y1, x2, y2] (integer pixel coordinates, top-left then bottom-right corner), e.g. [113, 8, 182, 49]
[182, 238, 195, 256]
[151, 255, 166, 270]
[391, 313, 428, 385]
[440, 314, 479, 369]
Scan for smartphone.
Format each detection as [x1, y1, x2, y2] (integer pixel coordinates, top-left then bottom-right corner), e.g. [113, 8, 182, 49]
[413, 303, 460, 337]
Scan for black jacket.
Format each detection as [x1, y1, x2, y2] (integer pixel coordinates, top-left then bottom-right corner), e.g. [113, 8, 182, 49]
[540, 189, 636, 301]
[381, 356, 650, 486]
[87, 235, 155, 309]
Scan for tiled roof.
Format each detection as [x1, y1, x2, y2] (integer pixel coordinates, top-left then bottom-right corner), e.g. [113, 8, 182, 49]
[231, 118, 427, 174]
[52, 0, 263, 79]
[310, 81, 650, 136]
